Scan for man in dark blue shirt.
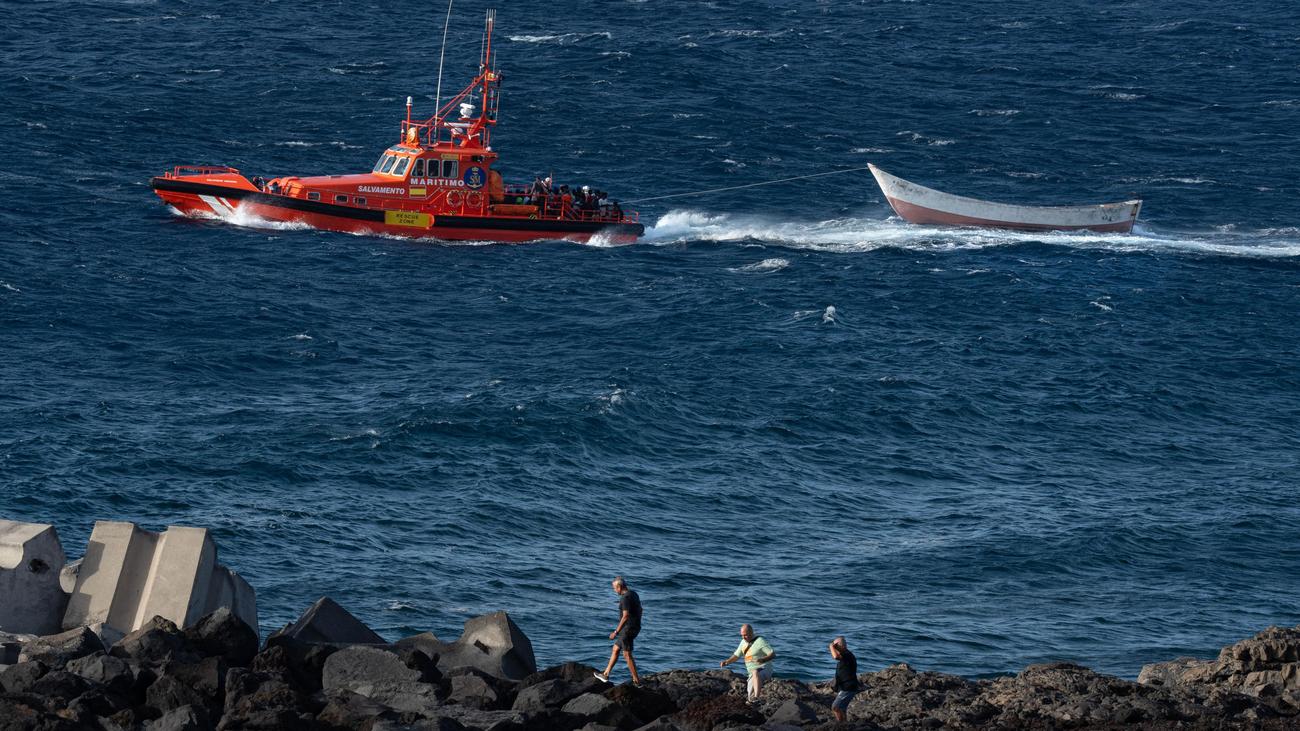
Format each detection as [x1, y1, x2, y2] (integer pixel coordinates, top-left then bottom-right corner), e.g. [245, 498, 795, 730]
[829, 636, 861, 721]
[595, 575, 643, 686]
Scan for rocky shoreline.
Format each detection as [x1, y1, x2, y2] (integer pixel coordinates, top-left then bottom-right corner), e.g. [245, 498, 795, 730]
[3, 519, 1299, 730]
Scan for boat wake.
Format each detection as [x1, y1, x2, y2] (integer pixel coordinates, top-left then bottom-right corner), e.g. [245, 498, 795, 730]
[643, 209, 1300, 259]
[170, 204, 315, 233]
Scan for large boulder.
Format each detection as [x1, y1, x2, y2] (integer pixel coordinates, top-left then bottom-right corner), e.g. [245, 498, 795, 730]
[268, 596, 386, 646]
[184, 606, 259, 667]
[219, 666, 314, 730]
[66, 651, 134, 695]
[0, 659, 49, 694]
[323, 646, 425, 692]
[512, 678, 594, 713]
[18, 625, 105, 666]
[0, 519, 69, 636]
[111, 616, 201, 666]
[675, 693, 763, 731]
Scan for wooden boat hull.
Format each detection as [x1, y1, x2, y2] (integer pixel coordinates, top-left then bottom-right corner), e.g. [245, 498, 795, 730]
[152, 175, 644, 244]
[869, 164, 1141, 233]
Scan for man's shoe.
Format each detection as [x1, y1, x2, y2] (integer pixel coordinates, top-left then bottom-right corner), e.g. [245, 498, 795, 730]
[593, 672, 610, 683]
[633, 680, 643, 688]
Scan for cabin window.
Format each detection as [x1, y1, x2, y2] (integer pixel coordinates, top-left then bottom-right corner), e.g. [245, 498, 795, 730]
[380, 155, 397, 174]
[374, 154, 394, 173]
[307, 192, 320, 201]
[393, 157, 411, 177]
[441, 159, 458, 178]
[356, 197, 367, 207]
[413, 159, 426, 177]
[334, 194, 348, 204]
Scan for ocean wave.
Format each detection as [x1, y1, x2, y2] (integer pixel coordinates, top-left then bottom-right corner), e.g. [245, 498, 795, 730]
[508, 32, 611, 45]
[729, 258, 790, 273]
[643, 210, 1300, 258]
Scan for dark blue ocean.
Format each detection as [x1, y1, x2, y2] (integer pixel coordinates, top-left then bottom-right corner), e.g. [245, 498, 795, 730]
[3, 0, 1299, 681]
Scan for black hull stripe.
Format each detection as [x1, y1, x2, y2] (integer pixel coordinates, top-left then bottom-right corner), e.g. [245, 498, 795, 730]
[150, 177, 645, 236]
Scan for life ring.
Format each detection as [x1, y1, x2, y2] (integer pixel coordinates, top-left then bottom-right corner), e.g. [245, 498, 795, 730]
[466, 191, 484, 208]
[446, 190, 464, 207]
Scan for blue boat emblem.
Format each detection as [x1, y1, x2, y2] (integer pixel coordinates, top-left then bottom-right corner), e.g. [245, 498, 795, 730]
[463, 166, 485, 189]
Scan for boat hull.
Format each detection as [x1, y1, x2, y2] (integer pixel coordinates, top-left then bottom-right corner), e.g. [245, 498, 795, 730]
[869, 164, 1141, 233]
[151, 176, 644, 244]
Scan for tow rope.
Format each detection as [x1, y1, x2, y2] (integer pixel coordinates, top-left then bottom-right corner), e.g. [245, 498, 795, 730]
[622, 165, 877, 204]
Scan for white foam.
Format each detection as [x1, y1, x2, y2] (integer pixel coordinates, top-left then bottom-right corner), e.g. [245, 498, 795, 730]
[642, 209, 1300, 258]
[729, 258, 790, 273]
[0, 281, 20, 293]
[508, 32, 611, 44]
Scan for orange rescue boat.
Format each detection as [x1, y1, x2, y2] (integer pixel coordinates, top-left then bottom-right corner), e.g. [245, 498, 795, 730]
[151, 11, 643, 244]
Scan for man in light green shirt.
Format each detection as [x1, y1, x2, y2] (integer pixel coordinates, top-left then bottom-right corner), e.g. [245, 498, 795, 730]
[719, 623, 776, 701]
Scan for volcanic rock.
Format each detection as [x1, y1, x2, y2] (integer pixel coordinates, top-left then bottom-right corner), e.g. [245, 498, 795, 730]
[18, 625, 105, 666]
[111, 616, 201, 666]
[184, 607, 259, 667]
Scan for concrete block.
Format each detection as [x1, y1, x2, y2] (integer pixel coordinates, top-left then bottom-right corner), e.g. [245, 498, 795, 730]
[269, 597, 386, 645]
[440, 611, 536, 681]
[0, 520, 69, 635]
[62, 521, 257, 638]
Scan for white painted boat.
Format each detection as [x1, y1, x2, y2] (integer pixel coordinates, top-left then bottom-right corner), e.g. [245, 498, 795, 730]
[869, 164, 1142, 233]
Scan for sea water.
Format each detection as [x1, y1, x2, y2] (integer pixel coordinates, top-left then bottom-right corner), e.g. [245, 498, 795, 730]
[1, 0, 1298, 680]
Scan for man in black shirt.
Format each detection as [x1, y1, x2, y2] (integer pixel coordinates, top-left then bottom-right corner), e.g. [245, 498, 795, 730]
[595, 575, 643, 686]
[829, 636, 861, 721]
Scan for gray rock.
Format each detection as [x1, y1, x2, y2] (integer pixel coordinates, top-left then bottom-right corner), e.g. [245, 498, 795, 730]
[183, 606, 259, 667]
[145, 705, 209, 731]
[632, 720, 684, 731]
[18, 625, 105, 666]
[563, 691, 616, 717]
[323, 645, 423, 692]
[350, 680, 443, 715]
[767, 699, 818, 725]
[67, 651, 133, 695]
[269, 596, 386, 646]
[147, 674, 209, 716]
[219, 666, 312, 731]
[0, 659, 48, 694]
[111, 616, 201, 666]
[448, 671, 502, 709]
[512, 678, 588, 712]
[28, 668, 91, 701]
[316, 688, 398, 728]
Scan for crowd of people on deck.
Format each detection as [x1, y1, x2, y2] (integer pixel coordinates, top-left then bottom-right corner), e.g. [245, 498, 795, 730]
[527, 175, 625, 221]
[593, 577, 864, 720]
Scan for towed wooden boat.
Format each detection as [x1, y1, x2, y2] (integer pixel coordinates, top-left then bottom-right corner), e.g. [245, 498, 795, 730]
[869, 164, 1141, 233]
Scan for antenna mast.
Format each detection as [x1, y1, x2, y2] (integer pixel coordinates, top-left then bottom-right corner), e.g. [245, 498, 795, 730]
[432, 0, 455, 142]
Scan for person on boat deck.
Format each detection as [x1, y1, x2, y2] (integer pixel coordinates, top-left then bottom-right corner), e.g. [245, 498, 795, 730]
[252, 176, 266, 191]
[579, 186, 598, 217]
[559, 185, 574, 219]
[720, 624, 776, 702]
[488, 169, 505, 204]
[597, 191, 613, 218]
[529, 176, 550, 206]
[268, 180, 282, 194]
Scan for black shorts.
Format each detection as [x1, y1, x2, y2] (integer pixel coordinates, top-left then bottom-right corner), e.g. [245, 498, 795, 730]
[615, 626, 640, 652]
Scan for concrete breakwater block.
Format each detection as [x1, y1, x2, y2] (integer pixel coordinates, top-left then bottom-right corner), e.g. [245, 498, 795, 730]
[269, 596, 387, 646]
[398, 611, 536, 681]
[62, 521, 257, 640]
[0, 520, 69, 635]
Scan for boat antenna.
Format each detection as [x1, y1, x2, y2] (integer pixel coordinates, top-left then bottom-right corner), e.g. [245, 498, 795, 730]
[433, 0, 455, 139]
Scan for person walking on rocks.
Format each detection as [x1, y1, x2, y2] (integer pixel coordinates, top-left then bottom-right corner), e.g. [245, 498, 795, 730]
[720, 623, 776, 701]
[829, 635, 861, 722]
[595, 575, 643, 686]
